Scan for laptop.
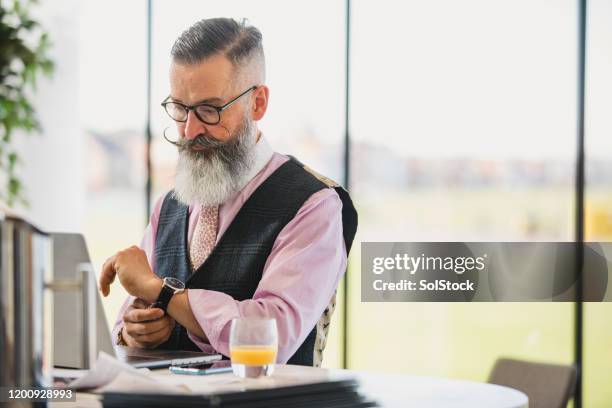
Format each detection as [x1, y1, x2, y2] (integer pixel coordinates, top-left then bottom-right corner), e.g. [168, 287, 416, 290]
[51, 232, 221, 369]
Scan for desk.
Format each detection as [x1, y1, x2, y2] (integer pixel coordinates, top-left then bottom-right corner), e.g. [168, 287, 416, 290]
[62, 364, 528, 408]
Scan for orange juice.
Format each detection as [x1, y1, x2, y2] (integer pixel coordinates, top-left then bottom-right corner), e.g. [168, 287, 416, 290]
[230, 345, 277, 365]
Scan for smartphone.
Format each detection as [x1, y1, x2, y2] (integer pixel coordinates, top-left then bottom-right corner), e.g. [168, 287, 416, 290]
[169, 360, 232, 375]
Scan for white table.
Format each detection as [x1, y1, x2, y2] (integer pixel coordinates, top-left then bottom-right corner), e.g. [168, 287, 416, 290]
[327, 368, 528, 408]
[65, 364, 528, 408]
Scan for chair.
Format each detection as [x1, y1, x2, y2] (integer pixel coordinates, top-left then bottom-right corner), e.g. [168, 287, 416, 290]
[312, 291, 337, 367]
[488, 358, 577, 408]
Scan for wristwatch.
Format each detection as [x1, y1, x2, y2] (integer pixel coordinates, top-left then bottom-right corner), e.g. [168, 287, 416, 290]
[151, 277, 186, 314]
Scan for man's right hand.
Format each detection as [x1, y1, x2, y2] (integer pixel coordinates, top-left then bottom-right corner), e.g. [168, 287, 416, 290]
[120, 298, 175, 349]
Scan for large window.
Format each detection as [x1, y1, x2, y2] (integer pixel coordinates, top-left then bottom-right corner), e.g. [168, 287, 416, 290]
[349, 0, 575, 380]
[73, 1, 612, 404]
[585, 0, 612, 406]
[80, 0, 148, 325]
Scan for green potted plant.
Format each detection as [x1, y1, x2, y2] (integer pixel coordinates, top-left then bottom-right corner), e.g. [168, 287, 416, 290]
[0, 0, 53, 207]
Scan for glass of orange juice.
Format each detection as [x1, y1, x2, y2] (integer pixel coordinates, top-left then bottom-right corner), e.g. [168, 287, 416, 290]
[229, 317, 278, 378]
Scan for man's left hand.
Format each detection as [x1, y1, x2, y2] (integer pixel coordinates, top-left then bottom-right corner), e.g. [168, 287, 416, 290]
[99, 246, 162, 303]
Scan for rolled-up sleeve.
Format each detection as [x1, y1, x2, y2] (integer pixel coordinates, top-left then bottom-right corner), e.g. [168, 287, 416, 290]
[186, 188, 347, 363]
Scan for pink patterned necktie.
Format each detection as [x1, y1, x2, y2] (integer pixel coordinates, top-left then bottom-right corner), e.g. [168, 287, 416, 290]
[189, 205, 219, 271]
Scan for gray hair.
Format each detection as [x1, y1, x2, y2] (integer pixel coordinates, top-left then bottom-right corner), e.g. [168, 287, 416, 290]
[171, 17, 265, 80]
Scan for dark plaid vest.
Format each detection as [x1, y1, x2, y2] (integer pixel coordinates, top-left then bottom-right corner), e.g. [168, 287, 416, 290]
[153, 156, 357, 366]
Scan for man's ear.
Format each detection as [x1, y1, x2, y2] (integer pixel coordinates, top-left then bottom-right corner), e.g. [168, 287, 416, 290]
[251, 85, 269, 121]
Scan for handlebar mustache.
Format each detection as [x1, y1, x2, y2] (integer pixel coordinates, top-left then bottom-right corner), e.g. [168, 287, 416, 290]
[162, 127, 227, 151]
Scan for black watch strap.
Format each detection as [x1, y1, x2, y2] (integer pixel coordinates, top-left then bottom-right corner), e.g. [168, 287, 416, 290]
[152, 283, 174, 313]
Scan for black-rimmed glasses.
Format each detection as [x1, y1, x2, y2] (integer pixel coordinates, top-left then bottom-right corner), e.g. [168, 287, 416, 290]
[161, 85, 257, 125]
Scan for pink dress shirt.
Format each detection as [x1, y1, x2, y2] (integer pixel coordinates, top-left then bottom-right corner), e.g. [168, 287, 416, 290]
[112, 139, 347, 364]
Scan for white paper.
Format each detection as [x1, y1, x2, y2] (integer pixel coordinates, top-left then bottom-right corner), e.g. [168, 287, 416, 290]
[97, 371, 188, 394]
[68, 351, 154, 390]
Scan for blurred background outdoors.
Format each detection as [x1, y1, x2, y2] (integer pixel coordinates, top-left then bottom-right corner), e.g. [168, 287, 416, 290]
[10, 0, 612, 406]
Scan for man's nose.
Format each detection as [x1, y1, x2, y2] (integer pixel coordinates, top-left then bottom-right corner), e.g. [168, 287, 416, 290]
[183, 110, 207, 140]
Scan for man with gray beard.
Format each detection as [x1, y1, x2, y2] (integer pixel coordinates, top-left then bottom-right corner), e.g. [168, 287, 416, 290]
[99, 18, 357, 366]
[173, 108, 257, 207]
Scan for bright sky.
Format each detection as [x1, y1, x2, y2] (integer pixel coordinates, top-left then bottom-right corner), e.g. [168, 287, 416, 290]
[78, 0, 612, 161]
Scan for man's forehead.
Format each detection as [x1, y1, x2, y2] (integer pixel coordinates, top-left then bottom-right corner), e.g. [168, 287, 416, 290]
[169, 54, 235, 103]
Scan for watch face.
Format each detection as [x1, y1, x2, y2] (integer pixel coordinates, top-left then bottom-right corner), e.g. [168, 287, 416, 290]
[164, 277, 185, 291]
